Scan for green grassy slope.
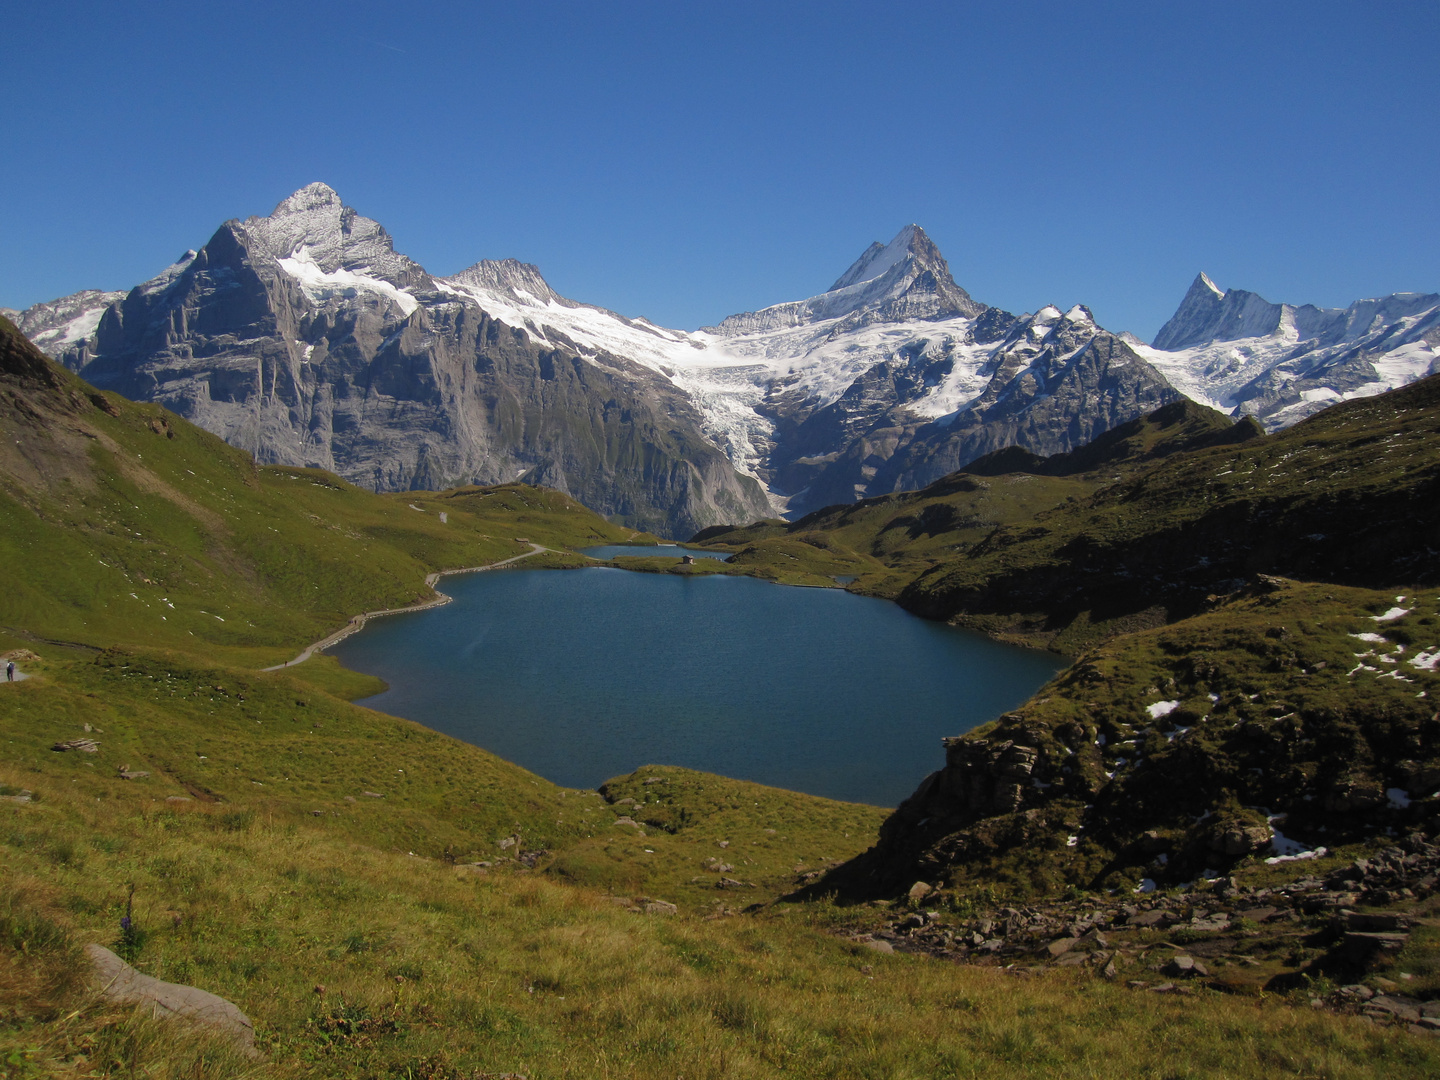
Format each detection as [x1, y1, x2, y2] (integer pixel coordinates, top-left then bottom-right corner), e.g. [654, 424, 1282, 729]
[4, 319, 1440, 1076]
[897, 377, 1440, 649]
[0, 316, 636, 667]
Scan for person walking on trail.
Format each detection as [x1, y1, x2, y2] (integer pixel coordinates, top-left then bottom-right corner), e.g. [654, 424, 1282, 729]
[5, 661, 14, 682]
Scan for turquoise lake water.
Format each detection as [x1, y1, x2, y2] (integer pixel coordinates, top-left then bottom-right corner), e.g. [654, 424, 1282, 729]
[333, 568, 1066, 807]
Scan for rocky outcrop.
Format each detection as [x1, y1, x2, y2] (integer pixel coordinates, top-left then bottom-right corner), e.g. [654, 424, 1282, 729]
[831, 828, 1440, 1030]
[880, 330, 1182, 493]
[86, 943, 259, 1056]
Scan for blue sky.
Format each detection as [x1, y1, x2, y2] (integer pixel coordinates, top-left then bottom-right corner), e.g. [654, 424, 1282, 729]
[2, 1, 1436, 338]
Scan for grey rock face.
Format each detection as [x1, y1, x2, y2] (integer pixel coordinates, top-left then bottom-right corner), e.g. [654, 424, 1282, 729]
[37, 185, 770, 536]
[764, 307, 1180, 516]
[883, 331, 1181, 492]
[10, 288, 127, 358]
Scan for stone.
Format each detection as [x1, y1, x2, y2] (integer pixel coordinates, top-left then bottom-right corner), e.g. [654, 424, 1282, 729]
[1163, 956, 1197, 977]
[1128, 909, 1169, 928]
[641, 900, 677, 916]
[1045, 937, 1078, 957]
[862, 938, 895, 954]
[908, 881, 935, 903]
[52, 738, 99, 753]
[1338, 984, 1375, 1000]
[1368, 995, 1422, 1023]
[86, 944, 258, 1057]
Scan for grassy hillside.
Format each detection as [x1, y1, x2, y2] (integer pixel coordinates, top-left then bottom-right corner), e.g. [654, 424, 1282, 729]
[693, 384, 1440, 1026]
[0, 317, 639, 668]
[5, 650, 1436, 1079]
[895, 377, 1440, 650]
[4, 318, 1440, 1075]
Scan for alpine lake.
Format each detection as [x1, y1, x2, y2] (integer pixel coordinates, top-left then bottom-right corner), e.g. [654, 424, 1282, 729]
[333, 548, 1066, 807]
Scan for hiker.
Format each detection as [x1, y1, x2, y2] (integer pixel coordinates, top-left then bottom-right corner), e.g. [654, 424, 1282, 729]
[5, 661, 14, 682]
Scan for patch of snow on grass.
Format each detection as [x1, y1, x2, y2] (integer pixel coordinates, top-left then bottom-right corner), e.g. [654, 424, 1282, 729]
[1387, 788, 1412, 809]
[1372, 607, 1411, 622]
[1409, 648, 1440, 671]
[1146, 700, 1180, 719]
[1134, 878, 1157, 894]
[1265, 816, 1327, 863]
[1350, 632, 1388, 643]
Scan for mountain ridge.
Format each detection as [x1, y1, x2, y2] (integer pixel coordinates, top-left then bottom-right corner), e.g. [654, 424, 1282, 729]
[15, 185, 1438, 524]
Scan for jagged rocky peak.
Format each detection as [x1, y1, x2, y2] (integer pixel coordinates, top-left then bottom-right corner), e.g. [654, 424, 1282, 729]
[444, 258, 562, 306]
[709, 224, 985, 334]
[828, 223, 984, 320]
[1152, 272, 1287, 351]
[239, 181, 429, 290]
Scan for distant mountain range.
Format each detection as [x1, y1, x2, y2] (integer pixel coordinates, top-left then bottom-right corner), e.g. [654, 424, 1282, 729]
[9, 184, 1438, 530]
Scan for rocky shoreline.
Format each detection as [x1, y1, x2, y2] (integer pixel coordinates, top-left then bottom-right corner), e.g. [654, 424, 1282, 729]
[842, 827, 1440, 1035]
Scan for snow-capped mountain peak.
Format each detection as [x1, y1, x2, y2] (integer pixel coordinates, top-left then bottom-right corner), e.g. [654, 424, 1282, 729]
[446, 259, 563, 308]
[708, 224, 984, 336]
[1138, 274, 1440, 429]
[245, 183, 428, 290]
[828, 223, 925, 291]
[239, 183, 430, 314]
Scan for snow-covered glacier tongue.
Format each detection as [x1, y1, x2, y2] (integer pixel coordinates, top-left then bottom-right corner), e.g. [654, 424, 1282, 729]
[1134, 273, 1440, 429]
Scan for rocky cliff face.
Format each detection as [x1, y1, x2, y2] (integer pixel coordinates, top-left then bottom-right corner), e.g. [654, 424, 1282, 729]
[761, 305, 1182, 512]
[36, 184, 770, 536]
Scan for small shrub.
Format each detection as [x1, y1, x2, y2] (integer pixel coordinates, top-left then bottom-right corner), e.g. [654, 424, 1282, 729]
[113, 885, 146, 963]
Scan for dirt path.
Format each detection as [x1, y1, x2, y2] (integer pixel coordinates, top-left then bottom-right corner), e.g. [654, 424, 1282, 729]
[262, 543, 550, 672]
